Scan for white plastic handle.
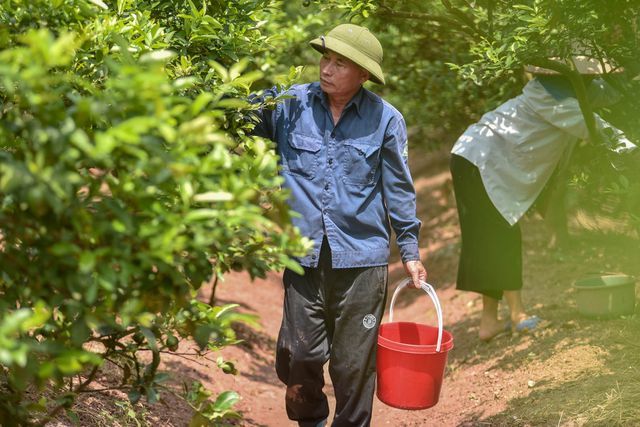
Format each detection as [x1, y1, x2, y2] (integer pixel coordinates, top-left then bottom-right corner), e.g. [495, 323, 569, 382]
[388, 278, 444, 352]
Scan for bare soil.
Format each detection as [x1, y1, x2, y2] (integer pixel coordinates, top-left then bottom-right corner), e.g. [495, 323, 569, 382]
[64, 150, 640, 426]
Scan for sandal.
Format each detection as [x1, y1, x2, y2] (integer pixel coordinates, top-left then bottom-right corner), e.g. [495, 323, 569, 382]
[513, 315, 544, 333]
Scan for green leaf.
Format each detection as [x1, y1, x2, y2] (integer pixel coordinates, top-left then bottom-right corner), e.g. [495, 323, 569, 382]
[79, 251, 96, 273]
[146, 386, 159, 404]
[193, 192, 233, 202]
[128, 389, 142, 405]
[213, 390, 240, 412]
[185, 209, 219, 222]
[217, 98, 249, 109]
[87, 0, 109, 10]
[71, 319, 91, 346]
[188, 414, 208, 427]
[191, 92, 215, 115]
[216, 357, 237, 375]
[140, 326, 158, 351]
[229, 59, 248, 81]
[140, 50, 177, 63]
[66, 408, 80, 424]
[208, 60, 229, 82]
[193, 325, 213, 349]
[117, 0, 131, 14]
[22, 301, 51, 331]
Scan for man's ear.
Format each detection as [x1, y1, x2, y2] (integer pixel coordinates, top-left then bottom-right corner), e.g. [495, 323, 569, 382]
[361, 70, 370, 84]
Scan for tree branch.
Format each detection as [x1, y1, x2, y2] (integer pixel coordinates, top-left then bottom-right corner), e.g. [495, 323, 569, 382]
[376, 5, 479, 38]
[209, 273, 220, 306]
[440, 0, 489, 39]
[37, 364, 102, 427]
[528, 58, 602, 145]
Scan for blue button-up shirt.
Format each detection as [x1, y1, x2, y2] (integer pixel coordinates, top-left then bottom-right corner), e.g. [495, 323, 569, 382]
[254, 82, 421, 268]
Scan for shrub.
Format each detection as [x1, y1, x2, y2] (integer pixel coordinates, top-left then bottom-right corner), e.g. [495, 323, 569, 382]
[0, 0, 308, 424]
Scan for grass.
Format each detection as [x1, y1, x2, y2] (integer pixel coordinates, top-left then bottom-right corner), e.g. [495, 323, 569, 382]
[481, 211, 640, 427]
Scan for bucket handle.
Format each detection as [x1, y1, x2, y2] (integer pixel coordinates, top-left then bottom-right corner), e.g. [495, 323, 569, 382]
[389, 278, 444, 352]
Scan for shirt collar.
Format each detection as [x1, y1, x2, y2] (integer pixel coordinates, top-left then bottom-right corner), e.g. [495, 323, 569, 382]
[347, 86, 365, 118]
[310, 82, 365, 118]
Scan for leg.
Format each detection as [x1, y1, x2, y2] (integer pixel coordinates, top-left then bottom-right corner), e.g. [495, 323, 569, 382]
[276, 268, 330, 425]
[327, 265, 387, 427]
[503, 290, 528, 327]
[479, 295, 506, 341]
[503, 290, 544, 333]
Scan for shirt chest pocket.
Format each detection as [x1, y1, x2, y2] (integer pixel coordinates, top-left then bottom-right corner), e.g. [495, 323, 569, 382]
[341, 140, 381, 185]
[283, 132, 322, 179]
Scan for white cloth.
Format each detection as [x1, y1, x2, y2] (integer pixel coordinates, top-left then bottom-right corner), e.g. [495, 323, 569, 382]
[451, 79, 636, 225]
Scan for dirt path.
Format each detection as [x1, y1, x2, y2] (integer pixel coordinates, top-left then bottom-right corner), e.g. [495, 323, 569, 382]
[69, 151, 640, 426]
[179, 151, 640, 426]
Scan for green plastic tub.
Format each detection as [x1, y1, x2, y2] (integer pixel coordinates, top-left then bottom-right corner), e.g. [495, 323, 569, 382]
[573, 274, 636, 318]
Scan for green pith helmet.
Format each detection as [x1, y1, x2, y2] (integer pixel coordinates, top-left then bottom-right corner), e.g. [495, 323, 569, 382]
[310, 24, 385, 85]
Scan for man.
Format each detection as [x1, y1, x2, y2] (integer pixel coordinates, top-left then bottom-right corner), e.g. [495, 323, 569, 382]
[252, 24, 427, 426]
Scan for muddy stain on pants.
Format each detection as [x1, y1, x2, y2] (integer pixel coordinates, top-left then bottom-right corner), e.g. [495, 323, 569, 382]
[276, 238, 388, 427]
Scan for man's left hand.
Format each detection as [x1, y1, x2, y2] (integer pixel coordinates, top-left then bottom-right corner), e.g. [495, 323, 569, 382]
[403, 260, 427, 289]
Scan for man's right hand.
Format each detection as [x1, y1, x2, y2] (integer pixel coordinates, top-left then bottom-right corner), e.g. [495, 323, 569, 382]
[403, 260, 427, 289]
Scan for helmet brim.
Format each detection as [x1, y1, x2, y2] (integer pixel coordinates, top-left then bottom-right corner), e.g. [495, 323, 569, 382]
[310, 36, 385, 85]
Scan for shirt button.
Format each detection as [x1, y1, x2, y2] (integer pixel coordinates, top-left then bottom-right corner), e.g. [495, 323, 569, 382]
[328, 159, 333, 165]
[311, 254, 317, 260]
[330, 132, 335, 138]
[324, 184, 329, 190]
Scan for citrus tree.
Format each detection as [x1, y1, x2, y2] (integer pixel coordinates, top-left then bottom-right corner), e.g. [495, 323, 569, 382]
[0, 0, 310, 424]
[304, 0, 640, 233]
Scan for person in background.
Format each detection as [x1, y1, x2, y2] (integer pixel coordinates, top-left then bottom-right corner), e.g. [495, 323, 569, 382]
[252, 24, 427, 426]
[450, 57, 636, 342]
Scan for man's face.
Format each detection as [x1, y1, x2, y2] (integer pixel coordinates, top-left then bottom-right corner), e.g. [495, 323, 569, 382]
[319, 50, 369, 98]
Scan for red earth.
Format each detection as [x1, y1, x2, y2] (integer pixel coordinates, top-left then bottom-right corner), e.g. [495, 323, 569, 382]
[60, 149, 640, 426]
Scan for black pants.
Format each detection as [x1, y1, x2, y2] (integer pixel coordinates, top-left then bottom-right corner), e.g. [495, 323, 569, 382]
[276, 239, 388, 427]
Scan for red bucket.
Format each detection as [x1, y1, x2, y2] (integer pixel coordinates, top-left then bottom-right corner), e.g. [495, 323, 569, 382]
[377, 280, 454, 410]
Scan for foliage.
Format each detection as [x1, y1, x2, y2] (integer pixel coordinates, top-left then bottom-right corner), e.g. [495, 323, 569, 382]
[185, 382, 241, 427]
[296, 0, 521, 145]
[300, 0, 640, 232]
[0, 0, 309, 424]
[1, 0, 637, 424]
[302, 0, 639, 142]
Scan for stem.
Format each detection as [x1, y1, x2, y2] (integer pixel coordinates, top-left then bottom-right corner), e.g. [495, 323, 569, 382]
[136, 349, 218, 366]
[208, 274, 220, 306]
[142, 348, 161, 384]
[163, 352, 215, 367]
[37, 364, 101, 427]
[76, 385, 130, 393]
